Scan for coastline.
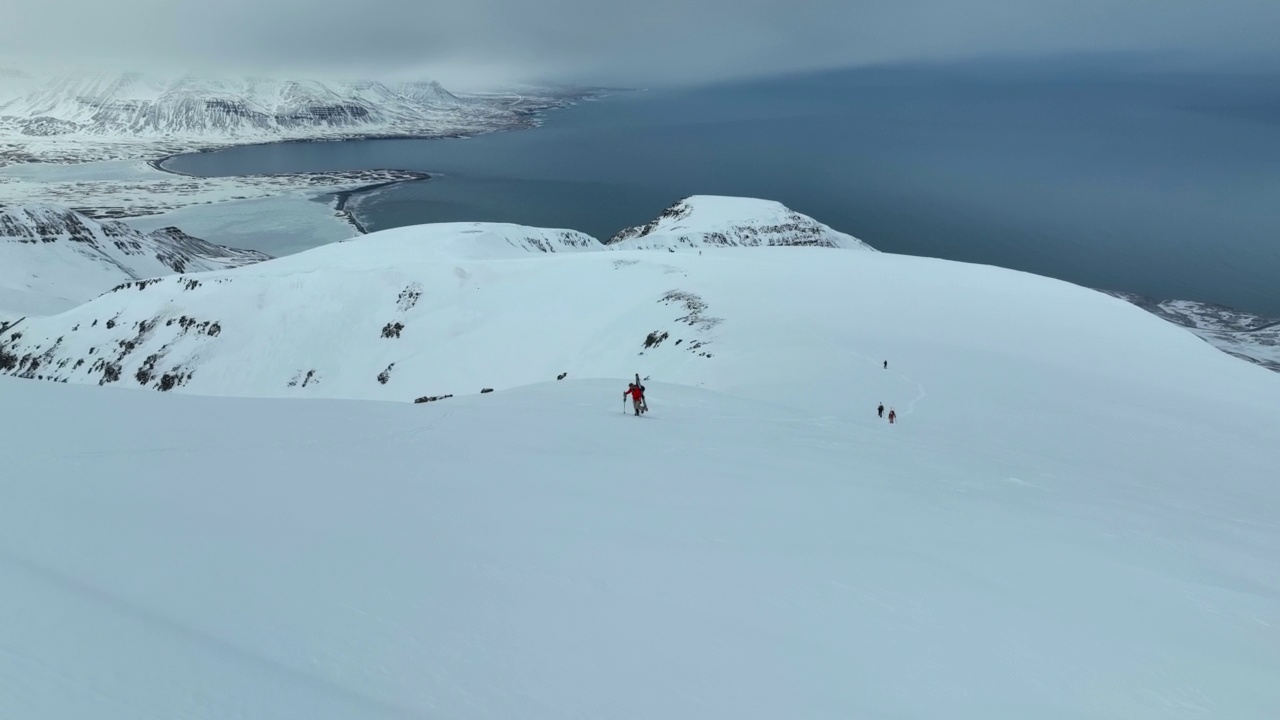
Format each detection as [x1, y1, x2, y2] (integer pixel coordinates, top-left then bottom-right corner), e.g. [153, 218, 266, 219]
[330, 171, 431, 234]
[147, 148, 433, 236]
[133, 88, 606, 235]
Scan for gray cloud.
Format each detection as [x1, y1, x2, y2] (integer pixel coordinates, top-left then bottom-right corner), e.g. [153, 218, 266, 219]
[4, 0, 1278, 87]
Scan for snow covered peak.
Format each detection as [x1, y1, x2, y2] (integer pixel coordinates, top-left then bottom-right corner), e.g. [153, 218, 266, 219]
[389, 80, 467, 108]
[0, 205, 268, 315]
[605, 196, 873, 250]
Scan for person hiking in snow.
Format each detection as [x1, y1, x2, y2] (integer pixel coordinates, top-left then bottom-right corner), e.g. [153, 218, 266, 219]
[888, 408, 897, 424]
[883, 360, 888, 369]
[625, 383, 645, 416]
[877, 402, 884, 418]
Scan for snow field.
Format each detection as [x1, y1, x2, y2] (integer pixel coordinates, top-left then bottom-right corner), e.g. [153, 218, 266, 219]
[1, 203, 1278, 718]
[1, 372, 1277, 719]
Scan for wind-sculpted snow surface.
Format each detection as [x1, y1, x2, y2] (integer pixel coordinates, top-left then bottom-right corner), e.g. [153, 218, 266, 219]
[0, 205, 268, 316]
[606, 195, 873, 250]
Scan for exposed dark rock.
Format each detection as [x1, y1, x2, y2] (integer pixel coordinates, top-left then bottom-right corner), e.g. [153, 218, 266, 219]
[100, 362, 121, 384]
[414, 394, 454, 404]
[288, 369, 319, 388]
[643, 331, 669, 349]
[397, 284, 423, 311]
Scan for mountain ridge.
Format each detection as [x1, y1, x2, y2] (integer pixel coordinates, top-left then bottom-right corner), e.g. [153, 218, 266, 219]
[0, 205, 268, 315]
[0, 70, 589, 163]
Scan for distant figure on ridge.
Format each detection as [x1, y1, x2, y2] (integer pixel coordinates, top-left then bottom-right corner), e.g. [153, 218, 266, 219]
[877, 402, 884, 418]
[883, 360, 888, 369]
[625, 383, 645, 416]
[888, 408, 897, 424]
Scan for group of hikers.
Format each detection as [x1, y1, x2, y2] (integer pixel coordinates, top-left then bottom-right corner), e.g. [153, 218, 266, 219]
[878, 360, 897, 424]
[625, 360, 900, 424]
[877, 402, 896, 424]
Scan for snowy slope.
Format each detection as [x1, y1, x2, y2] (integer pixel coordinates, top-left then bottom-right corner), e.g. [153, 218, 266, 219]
[0, 205, 268, 316]
[2, 197, 1279, 718]
[606, 195, 873, 250]
[1, 363, 1278, 718]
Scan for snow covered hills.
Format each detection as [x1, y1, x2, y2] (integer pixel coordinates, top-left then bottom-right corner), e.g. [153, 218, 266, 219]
[1, 195, 1273, 389]
[0, 70, 579, 163]
[0, 205, 268, 317]
[0, 198, 879, 398]
[1, 195, 1268, 424]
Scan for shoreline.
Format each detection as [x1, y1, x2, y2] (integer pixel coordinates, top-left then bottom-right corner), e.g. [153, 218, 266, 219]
[147, 151, 432, 236]
[138, 88, 606, 236]
[330, 172, 432, 234]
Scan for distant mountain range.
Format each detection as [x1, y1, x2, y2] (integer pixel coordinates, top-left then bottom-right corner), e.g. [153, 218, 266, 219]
[0, 70, 588, 162]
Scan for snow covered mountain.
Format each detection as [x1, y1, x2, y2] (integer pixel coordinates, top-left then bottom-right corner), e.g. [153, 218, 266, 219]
[606, 195, 873, 250]
[0, 70, 581, 162]
[0, 207, 1261, 415]
[2, 206, 1279, 717]
[1105, 290, 1280, 372]
[0, 205, 268, 316]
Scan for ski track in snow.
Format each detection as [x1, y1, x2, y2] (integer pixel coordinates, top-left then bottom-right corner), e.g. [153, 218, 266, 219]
[811, 329, 928, 417]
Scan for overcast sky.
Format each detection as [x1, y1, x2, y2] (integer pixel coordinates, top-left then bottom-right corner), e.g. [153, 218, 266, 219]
[4, 0, 1278, 87]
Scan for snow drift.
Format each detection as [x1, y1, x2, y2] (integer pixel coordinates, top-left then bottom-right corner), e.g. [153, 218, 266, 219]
[1, 207, 1271, 428]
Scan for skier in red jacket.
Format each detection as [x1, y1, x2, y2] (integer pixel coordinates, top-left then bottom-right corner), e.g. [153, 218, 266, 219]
[625, 383, 645, 416]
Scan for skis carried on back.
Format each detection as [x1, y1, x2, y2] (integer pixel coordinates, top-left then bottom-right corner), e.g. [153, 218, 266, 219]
[635, 372, 648, 414]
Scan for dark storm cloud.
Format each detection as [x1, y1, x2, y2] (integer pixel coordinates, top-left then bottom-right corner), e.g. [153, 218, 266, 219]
[4, 0, 1278, 86]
